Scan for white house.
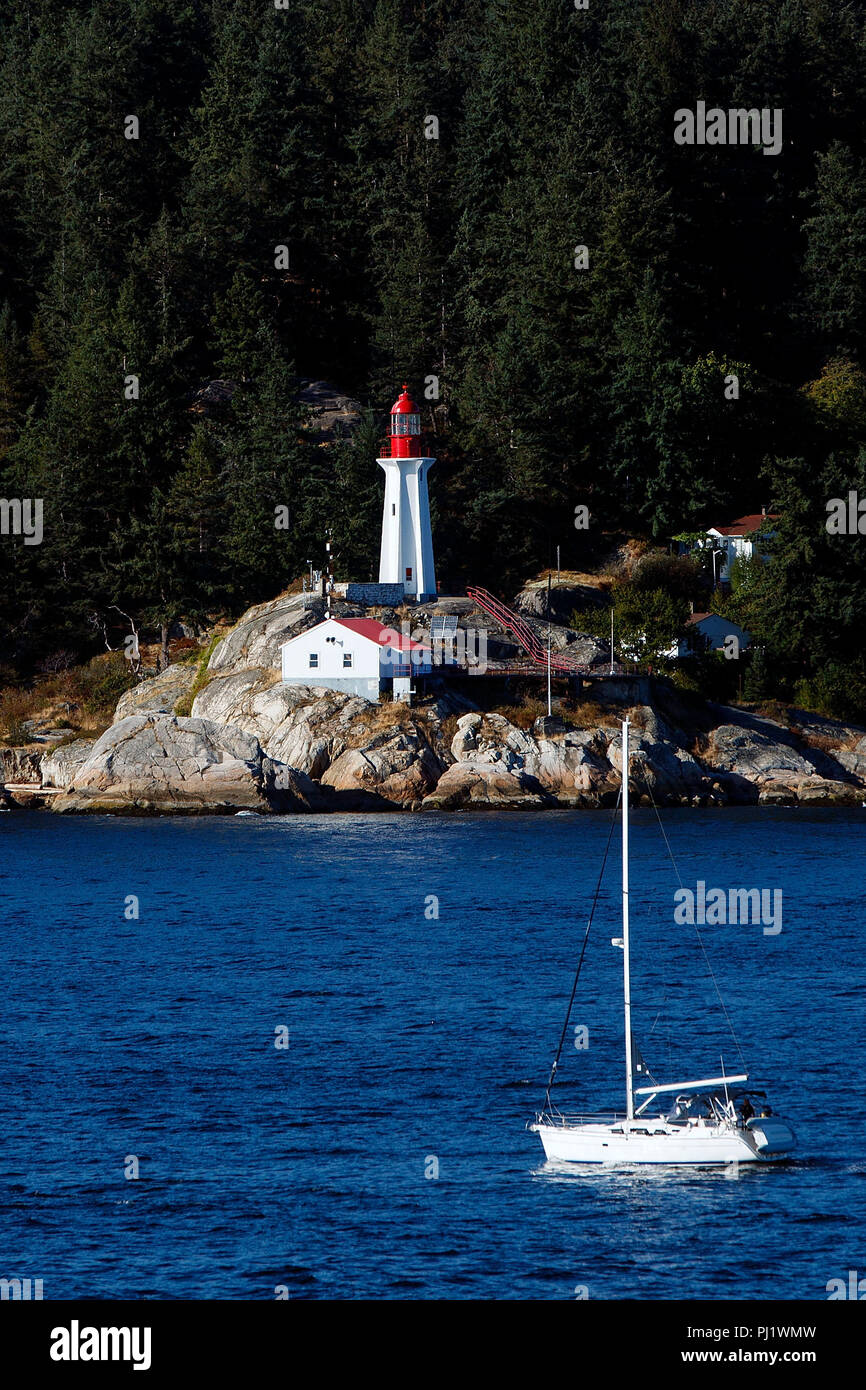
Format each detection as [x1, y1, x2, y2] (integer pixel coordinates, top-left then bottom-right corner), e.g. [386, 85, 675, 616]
[280, 617, 432, 703]
[704, 512, 778, 583]
[665, 612, 751, 660]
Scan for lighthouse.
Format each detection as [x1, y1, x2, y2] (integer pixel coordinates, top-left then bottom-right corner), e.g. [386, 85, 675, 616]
[377, 385, 437, 602]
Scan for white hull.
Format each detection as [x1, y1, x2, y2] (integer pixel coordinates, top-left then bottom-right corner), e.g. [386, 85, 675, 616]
[532, 1118, 794, 1166]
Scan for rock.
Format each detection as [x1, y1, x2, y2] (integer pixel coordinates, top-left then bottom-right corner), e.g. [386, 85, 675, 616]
[207, 594, 320, 675]
[113, 663, 198, 722]
[426, 705, 712, 810]
[190, 378, 237, 417]
[701, 715, 866, 803]
[833, 729, 866, 779]
[758, 781, 798, 806]
[0, 746, 43, 784]
[422, 759, 554, 810]
[322, 732, 443, 807]
[194, 669, 442, 806]
[450, 712, 482, 760]
[534, 714, 566, 737]
[297, 378, 362, 442]
[794, 777, 862, 806]
[422, 689, 480, 720]
[40, 738, 96, 789]
[168, 620, 204, 641]
[206, 593, 369, 676]
[786, 708, 866, 748]
[51, 714, 321, 814]
[513, 583, 608, 625]
[835, 749, 866, 779]
[705, 722, 818, 800]
[193, 670, 371, 778]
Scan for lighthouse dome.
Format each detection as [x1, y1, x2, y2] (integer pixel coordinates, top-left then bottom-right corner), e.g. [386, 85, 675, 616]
[390, 384, 418, 416]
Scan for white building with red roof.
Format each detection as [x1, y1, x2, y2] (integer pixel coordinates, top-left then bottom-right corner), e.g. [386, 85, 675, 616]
[705, 510, 778, 583]
[280, 617, 432, 702]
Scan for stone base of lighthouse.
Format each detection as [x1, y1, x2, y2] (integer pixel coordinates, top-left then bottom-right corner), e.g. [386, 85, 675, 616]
[377, 455, 437, 602]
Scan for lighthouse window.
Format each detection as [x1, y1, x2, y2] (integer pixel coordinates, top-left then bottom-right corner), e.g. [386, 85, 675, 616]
[393, 413, 420, 436]
[309, 653, 318, 669]
[392, 503, 396, 515]
[405, 567, 412, 581]
[343, 652, 353, 669]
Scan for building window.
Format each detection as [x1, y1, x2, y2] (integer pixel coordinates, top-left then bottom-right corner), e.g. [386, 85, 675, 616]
[405, 567, 412, 581]
[309, 653, 318, 668]
[391, 503, 396, 515]
[343, 652, 352, 669]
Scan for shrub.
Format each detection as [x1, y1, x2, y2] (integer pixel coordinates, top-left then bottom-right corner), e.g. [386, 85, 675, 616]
[791, 662, 866, 723]
[75, 654, 138, 716]
[0, 688, 37, 745]
[174, 633, 223, 716]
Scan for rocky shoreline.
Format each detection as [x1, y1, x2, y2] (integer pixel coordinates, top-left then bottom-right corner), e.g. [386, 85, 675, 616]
[4, 590, 866, 815]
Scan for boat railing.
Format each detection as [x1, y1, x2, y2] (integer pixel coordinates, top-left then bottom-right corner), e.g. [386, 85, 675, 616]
[534, 1111, 627, 1127]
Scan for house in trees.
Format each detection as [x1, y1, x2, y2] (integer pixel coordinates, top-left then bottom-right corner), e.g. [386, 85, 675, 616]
[664, 612, 751, 660]
[704, 511, 779, 584]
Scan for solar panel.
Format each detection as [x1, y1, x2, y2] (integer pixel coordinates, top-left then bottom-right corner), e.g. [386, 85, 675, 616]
[430, 615, 458, 638]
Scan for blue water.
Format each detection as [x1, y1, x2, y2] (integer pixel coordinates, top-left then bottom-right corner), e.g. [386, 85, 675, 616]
[0, 807, 863, 1300]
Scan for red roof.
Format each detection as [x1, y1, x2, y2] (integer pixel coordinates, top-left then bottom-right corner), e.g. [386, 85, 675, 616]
[711, 513, 779, 537]
[333, 618, 431, 652]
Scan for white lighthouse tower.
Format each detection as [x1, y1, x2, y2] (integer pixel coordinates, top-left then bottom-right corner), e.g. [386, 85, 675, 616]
[377, 385, 437, 602]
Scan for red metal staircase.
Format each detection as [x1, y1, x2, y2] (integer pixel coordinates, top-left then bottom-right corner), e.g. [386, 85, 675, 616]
[465, 585, 596, 676]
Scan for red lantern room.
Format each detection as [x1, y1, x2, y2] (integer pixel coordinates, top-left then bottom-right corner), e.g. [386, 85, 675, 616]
[389, 384, 421, 458]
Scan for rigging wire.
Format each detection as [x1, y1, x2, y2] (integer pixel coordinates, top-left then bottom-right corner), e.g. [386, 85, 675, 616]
[542, 786, 622, 1115]
[635, 758, 749, 1077]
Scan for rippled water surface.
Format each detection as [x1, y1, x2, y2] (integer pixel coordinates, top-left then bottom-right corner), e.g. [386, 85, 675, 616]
[0, 807, 862, 1299]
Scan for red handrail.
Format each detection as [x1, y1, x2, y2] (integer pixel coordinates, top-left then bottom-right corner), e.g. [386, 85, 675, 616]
[466, 585, 595, 675]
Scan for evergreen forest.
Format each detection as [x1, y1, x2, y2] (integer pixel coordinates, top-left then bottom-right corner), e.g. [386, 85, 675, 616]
[1, 0, 866, 715]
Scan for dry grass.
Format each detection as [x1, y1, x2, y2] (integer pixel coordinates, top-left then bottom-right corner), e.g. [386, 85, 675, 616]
[789, 726, 857, 754]
[753, 699, 789, 723]
[438, 713, 459, 744]
[351, 700, 416, 735]
[494, 698, 548, 730]
[0, 688, 39, 744]
[568, 700, 620, 729]
[530, 568, 611, 591]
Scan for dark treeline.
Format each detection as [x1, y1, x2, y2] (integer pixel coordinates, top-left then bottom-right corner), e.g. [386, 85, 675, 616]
[1, 0, 866, 713]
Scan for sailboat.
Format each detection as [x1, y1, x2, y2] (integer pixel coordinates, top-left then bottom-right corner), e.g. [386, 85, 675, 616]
[530, 718, 796, 1166]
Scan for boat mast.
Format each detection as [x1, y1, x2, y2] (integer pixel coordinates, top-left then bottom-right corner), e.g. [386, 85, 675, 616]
[622, 718, 634, 1120]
